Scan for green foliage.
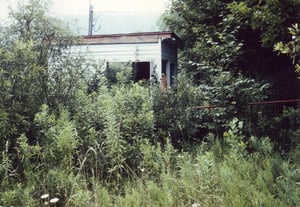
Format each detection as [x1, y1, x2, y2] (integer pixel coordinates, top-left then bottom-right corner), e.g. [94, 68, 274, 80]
[153, 67, 271, 148]
[0, 0, 300, 206]
[72, 83, 155, 186]
[248, 107, 300, 151]
[92, 184, 112, 207]
[159, 0, 299, 150]
[1, 93, 300, 206]
[0, 0, 79, 151]
[0, 141, 13, 189]
[16, 134, 42, 186]
[105, 62, 133, 87]
[162, 0, 300, 99]
[35, 105, 78, 171]
[274, 23, 300, 77]
[0, 38, 45, 141]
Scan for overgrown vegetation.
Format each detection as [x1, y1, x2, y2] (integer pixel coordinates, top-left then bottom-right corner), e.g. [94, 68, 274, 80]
[0, 0, 299, 206]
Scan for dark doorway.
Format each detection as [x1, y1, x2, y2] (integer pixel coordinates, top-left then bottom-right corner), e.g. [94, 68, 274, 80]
[162, 60, 167, 75]
[132, 62, 150, 81]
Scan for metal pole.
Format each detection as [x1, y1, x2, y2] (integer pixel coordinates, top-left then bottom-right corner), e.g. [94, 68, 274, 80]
[88, 0, 93, 35]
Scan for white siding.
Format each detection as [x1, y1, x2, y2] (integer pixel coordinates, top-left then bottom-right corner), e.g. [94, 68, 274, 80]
[72, 42, 160, 62]
[70, 38, 179, 85]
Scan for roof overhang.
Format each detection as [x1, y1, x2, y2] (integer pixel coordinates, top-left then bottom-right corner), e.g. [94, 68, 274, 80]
[78, 31, 184, 48]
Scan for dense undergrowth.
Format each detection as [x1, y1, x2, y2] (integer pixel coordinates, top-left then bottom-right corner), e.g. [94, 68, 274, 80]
[1, 0, 300, 206]
[0, 81, 299, 207]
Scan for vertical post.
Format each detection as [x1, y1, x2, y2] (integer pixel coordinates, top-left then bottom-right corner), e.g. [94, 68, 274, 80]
[88, 0, 93, 36]
[166, 60, 171, 86]
[157, 38, 162, 83]
[161, 74, 167, 91]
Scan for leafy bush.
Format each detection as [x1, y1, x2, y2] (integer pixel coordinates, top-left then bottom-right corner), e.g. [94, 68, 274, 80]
[152, 67, 271, 149]
[1, 1, 299, 206]
[72, 82, 155, 187]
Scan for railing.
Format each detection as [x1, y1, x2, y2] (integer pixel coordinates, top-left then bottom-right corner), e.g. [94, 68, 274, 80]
[194, 99, 300, 112]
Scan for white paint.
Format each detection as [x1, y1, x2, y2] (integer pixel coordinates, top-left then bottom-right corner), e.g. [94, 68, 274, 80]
[72, 37, 178, 85]
[72, 42, 159, 62]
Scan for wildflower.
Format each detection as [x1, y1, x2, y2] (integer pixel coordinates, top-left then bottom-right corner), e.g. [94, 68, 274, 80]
[40, 194, 49, 199]
[50, 197, 59, 204]
[192, 203, 200, 207]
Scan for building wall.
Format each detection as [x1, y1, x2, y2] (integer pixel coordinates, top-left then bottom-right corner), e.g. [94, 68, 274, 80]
[162, 41, 177, 64]
[71, 42, 159, 62]
[71, 39, 178, 85]
[161, 41, 178, 86]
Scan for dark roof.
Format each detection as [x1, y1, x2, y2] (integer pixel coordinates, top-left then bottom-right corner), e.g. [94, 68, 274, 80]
[79, 31, 184, 48]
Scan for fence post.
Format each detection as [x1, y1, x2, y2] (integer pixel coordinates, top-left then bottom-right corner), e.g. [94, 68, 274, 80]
[161, 74, 167, 92]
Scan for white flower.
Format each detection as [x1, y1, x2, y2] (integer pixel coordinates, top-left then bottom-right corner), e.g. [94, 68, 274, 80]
[192, 203, 200, 207]
[40, 194, 49, 199]
[50, 197, 59, 204]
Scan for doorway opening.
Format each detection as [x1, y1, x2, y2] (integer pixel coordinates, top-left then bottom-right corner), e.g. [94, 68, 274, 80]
[132, 62, 150, 82]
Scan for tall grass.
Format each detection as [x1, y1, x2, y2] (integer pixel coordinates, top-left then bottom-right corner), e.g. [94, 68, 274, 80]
[0, 83, 299, 206]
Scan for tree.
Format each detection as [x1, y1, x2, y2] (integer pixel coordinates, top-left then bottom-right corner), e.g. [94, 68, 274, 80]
[274, 23, 300, 78]
[0, 0, 77, 147]
[162, 0, 300, 99]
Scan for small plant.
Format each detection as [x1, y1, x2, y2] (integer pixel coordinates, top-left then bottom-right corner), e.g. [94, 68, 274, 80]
[40, 194, 59, 207]
[40, 194, 49, 206]
[50, 197, 59, 206]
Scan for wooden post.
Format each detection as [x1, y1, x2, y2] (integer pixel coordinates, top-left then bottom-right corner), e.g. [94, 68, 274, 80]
[161, 74, 167, 91]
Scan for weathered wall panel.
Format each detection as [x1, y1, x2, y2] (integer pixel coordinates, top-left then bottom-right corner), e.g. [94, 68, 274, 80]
[72, 42, 160, 62]
[71, 32, 182, 85]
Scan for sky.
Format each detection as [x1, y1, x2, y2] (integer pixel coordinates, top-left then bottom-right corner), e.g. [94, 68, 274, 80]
[0, 0, 170, 34]
[0, 0, 169, 19]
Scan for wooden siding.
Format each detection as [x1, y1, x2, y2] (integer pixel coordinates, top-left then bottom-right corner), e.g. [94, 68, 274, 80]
[72, 42, 160, 62]
[71, 32, 183, 85]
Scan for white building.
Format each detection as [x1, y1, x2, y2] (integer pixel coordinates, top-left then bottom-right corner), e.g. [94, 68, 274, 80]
[72, 31, 183, 87]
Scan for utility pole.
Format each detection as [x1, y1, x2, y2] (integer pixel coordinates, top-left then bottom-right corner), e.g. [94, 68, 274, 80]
[88, 0, 93, 35]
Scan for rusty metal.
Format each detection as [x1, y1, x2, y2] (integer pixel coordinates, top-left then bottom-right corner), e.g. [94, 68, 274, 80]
[194, 99, 300, 110]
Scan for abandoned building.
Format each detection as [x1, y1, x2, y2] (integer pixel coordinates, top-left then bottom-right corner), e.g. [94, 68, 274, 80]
[71, 31, 183, 87]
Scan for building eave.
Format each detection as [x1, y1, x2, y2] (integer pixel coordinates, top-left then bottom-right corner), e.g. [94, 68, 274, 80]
[78, 31, 184, 48]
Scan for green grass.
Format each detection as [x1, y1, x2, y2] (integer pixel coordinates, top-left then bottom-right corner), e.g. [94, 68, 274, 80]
[2, 135, 299, 206]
